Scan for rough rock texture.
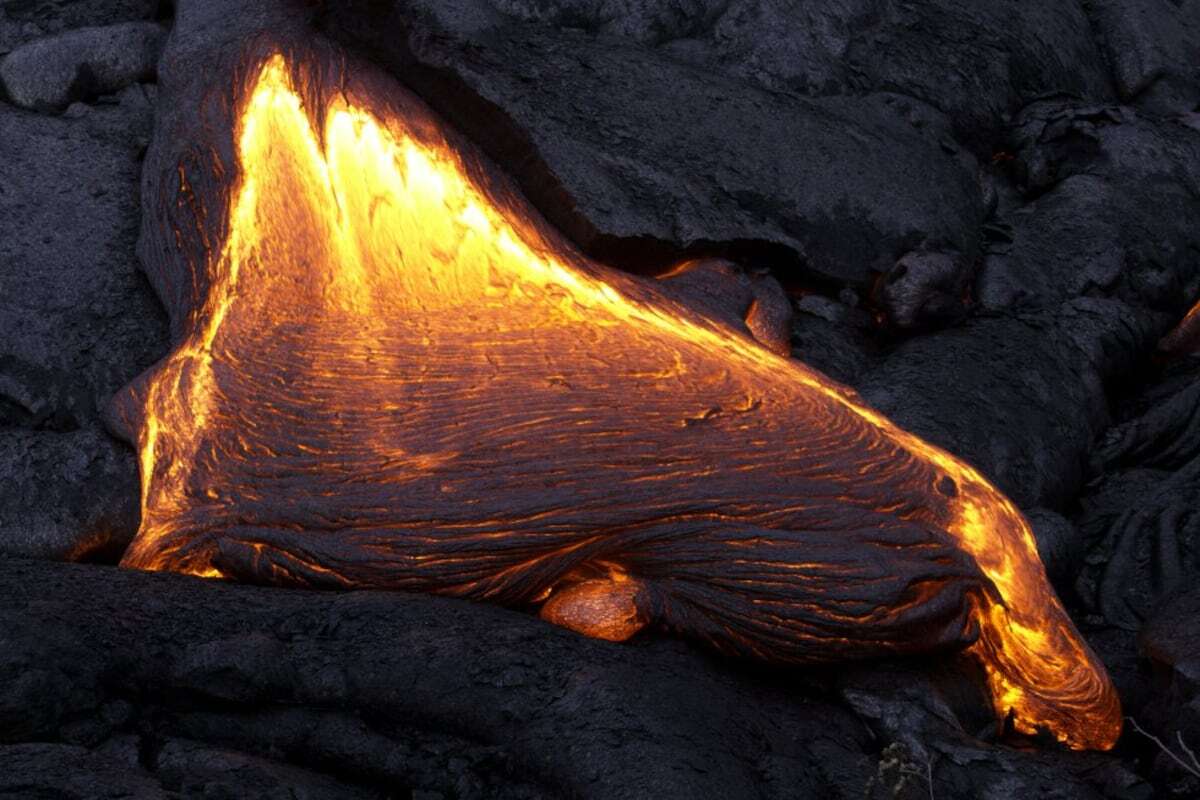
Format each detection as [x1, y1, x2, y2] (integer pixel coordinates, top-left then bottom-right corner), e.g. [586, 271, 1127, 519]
[873, 250, 970, 332]
[486, 0, 1114, 147]
[860, 300, 1161, 510]
[864, 99, 1200, 510]
[0, 0, 159, 53]
[0, 21, 165, 112]
[1077, 357, 1200, 631]
[1087, 0, 1200, 114]
[0, 556, 1147, 800]
[657, 259, 794, 357]
[1026, 507, 1084, 587]
[1, 0, 1199, 795]
[1063, 352, 1200, 799]
[320, 0, 988, 289]
[1138, 589, 1200, 798]
[0, 83, 168, 560]
[985, 102, 1200, 316]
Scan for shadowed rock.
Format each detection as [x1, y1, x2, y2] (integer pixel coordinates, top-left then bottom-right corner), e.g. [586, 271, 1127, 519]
[657, 259, 794, 357]
[1077, 357, 1200, 631]
[874, 250, 970, 331]
[319, 0, 986, 288]
[0, 556, 1141, 799]
[1087, 0, 1200, 114]
[0, 22, 165, 112]
[1134, 588, 1200, 798]
[461, 0, 1113, 148]
[0, 84, 168, 561]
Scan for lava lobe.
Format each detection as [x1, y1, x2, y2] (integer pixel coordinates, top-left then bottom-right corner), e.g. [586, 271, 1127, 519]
[111, 53, 1121, 750]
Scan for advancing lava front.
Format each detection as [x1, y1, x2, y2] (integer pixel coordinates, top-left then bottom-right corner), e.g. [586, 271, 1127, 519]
[109, 51, 1121, 750]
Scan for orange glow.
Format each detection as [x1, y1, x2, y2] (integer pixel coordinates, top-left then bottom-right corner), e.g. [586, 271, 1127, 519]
[120, 55, 1120, 749]
[1161, 299, 1200, 354]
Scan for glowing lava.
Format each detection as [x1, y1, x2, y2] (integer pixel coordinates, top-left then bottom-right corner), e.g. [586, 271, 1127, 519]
[116, 54, 1121, 749]
[1161, 299, 1200, 354]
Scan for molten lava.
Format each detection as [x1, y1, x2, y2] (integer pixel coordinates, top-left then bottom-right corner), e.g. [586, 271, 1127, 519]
[1161, 299, 1200, 354]
[116, 54, 1121, 749]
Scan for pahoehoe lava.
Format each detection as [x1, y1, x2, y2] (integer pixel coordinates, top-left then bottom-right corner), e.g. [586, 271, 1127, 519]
[108, 50, 1121, 750]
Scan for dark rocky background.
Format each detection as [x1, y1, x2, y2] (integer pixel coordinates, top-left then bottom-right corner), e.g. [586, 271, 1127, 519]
[1, 0, 1199, 797]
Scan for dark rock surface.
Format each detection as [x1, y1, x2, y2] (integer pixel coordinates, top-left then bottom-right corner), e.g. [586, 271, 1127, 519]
[859, 299, 1161, 509]
[321, 0, 988, 289]
[0, 21, 165, 112]
[657, 259, 794, 357]
[873, 249, 971, 332]
[480, 0, 1114, 148]
[0, 0, 159, 53]
[1087, 0, 1200, 114]
[0, 80, 168, 559]
[0, 0, 1199, 796]
[865, 98, 1200, 509]
[1076, 356, 1200, 630]
[1138, 589, 1200, 798]
[0, 556, 1147, 799]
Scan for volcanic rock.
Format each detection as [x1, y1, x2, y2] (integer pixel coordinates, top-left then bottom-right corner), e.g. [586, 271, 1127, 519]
[1136, 588, 1200, 797]
[0, 744, 166, 799]
[1087, 0, 1200, 114]
[869, 100, 1200, 509]
[320, 0, 987, 289]
[1140, 590, 1200, 740]
[0, 555, 1142, 799]
[874, 250, 970, 331]
[1076, 357, 1200, 630]
[1026, 508, 1084, 586]
[977, 176, 1127, 312]
[837, 657, 1149, 800]
[989, 101, 1200, 317]
[0, 85, 168, 560]
[0, 0, 159, 55]
[0, 737, 384, 799]
[657, 259, 794, 356]
[859, 299, 1161, 509]
[0, 21, 165, 112]
[477, 0, 1113, 147]
[788, 293, 876, 386]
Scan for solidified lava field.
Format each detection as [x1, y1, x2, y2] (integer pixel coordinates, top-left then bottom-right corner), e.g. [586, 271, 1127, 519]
[2, 1, 1200, 798]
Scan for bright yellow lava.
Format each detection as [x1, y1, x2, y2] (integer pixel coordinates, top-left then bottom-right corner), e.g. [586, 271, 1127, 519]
[122, 55, 1121, 750]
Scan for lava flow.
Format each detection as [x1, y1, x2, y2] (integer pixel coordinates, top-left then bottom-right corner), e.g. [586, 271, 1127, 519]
[114, 53, 1121, 749]
[1161, 298, 1200, 354]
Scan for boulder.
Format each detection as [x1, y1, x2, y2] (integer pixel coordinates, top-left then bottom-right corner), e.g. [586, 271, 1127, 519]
[1087, 0, 1200, 113]
[874, 250, 971, 331]
[0, 21, 165, 112]
[0, 86, 168, 560]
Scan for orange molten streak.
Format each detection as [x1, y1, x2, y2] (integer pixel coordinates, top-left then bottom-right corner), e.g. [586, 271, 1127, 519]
[121, 55, 1120, 749]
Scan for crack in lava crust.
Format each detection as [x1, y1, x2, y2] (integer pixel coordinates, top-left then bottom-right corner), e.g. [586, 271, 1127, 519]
[115, 53, 1121, 750]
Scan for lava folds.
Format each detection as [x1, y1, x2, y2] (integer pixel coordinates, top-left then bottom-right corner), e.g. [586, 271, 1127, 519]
[113, 53, 1121, 750]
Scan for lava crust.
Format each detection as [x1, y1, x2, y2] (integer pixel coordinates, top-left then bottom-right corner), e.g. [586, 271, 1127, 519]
[110, 44, 1120, 749]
